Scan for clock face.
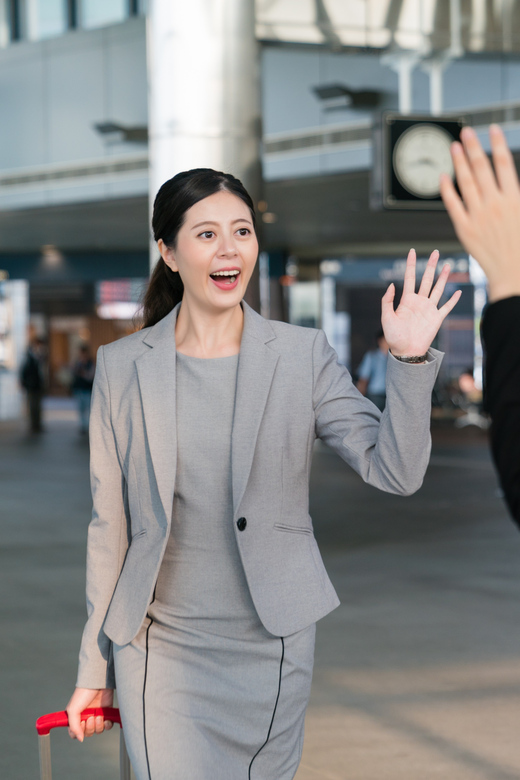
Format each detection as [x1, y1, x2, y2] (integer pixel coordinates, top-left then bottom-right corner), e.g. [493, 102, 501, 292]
[392, 123, 455, 198]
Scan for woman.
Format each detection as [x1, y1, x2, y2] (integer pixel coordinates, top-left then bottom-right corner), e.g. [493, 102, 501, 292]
[66, 168, 460, 779]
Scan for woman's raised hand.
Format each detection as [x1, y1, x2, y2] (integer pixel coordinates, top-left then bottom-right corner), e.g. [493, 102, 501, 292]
[381, 249, 461, 358]
[66, 686, 114, 742]
[440, 124, 520, 302]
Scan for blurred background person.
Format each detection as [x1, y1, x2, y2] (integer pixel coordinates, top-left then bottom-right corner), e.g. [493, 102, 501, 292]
[453, 366, 488, 429]
[71, 344, 95, 435]
[356, 330, 389, 411]
[19, 336, 46, 433]
[441, 124, 520, 525]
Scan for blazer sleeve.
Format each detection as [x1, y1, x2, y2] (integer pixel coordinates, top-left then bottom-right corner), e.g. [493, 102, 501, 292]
[312, 329, 442, 496]
[481, 296, 520, 526]
[76, 346, 129, 689]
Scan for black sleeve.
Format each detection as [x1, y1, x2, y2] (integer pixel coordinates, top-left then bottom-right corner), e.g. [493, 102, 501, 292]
[481, 296, 520, 526]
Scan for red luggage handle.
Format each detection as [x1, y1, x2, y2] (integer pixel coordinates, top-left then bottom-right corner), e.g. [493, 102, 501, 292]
[36, 707, 130, 780]
[36, 707, 122, 736]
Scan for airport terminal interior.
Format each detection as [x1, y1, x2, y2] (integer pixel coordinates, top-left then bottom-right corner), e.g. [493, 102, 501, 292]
[2, 1, 520, 778]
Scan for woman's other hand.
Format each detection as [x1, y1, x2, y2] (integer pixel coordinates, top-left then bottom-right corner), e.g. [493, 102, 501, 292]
[381, 248, 461, 358]
[66, 687, 114, 742]
[440, 124, 520, 302]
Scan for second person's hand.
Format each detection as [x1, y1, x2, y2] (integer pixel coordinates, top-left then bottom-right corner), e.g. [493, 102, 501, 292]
[440, 124, 520, 302]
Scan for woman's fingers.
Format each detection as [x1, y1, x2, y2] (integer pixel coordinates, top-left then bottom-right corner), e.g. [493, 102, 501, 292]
[402, 248, 417, 296]
[489, 124, 520, 196]
[77, 714, 110, 739]
[417, 250, 440, 297]
[460, 126, 498, 199]
[429, 263, 452, 306]
[67, 709, 84, 742]
[381, 283, 395, 319]
[84, 715, 96, 738]
[439, 289, 462, 320]
[66, 687, 114, 742]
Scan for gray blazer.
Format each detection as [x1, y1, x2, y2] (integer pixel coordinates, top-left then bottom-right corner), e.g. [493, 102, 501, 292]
[77, 301, 442, 689]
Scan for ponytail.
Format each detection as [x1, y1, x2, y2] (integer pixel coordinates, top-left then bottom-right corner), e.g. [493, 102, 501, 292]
[140, 259, 184, 329]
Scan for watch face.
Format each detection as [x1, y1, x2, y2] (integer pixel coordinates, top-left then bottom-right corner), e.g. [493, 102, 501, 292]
[392, 123, 455, 198]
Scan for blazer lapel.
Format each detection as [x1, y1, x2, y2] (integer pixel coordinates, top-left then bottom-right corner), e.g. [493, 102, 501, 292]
[135, 305, 180, 526]
[134, 301, 278, 523]
[231, 302, 279, 513]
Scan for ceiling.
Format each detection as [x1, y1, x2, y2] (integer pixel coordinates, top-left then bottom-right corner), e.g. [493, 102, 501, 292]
[0, 196, 150, 253]
[256, 0, 520, 54]
[263, 169, 461, 259]
[0, 168, 464, 269]
[0, 168, 468, 270]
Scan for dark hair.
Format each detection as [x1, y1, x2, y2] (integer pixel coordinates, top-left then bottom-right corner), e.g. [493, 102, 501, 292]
[140, 168, 256, 329]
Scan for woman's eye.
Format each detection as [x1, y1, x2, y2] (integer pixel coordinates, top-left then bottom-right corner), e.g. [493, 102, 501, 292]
[199, 231, 214, 239]
[237, 228, 250, 236]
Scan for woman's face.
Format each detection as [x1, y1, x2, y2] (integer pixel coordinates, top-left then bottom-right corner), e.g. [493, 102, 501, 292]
[159, 190, 258, 313]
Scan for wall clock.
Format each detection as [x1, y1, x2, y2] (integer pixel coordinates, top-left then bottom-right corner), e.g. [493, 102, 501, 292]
[371, 114, 465, 210]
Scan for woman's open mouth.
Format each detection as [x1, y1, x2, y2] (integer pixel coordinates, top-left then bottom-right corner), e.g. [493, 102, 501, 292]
[209, 269, 241, 290]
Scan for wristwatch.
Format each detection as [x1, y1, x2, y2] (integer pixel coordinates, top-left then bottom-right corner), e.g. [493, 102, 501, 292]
[391, 352, 429, 363]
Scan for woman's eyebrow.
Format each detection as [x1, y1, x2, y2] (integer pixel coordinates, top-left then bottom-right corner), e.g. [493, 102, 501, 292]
[191, 218, 252, 230]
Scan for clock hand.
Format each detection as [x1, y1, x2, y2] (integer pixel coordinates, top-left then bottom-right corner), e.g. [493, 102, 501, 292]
[409, 158, 437, 168]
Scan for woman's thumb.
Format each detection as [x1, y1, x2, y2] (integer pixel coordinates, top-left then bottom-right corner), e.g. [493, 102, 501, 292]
[381, 283, 395, 315]
[67, 707, 84, 742]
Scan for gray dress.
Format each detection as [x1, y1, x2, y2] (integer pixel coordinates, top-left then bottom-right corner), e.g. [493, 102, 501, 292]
[114, 352, 315, 780]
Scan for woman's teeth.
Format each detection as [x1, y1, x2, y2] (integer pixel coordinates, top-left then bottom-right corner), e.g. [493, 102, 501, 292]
[211, 271, 240, 283]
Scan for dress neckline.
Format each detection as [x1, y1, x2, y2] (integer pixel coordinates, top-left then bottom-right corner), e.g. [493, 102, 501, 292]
[176, 351, 239, 362]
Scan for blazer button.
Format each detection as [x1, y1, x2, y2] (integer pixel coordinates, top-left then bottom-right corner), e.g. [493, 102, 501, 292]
[237, 517, 247, 531]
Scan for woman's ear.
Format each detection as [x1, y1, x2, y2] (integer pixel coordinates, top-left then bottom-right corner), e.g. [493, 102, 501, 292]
[157, 238, 179, 273]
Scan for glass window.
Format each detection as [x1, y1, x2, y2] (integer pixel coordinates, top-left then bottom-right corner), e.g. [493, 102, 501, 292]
[79, 0, 127, 29]
[26, 0, 67, 40]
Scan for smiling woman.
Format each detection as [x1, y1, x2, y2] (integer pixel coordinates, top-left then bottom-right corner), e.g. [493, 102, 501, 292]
[157, 190, 257, 335]
[139, 168, 257, 357]
[66, 166, 460, 780]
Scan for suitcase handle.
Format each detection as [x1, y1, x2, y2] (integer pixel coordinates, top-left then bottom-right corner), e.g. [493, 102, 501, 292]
[36, 708, 130, 780]
[36, 707, 122, 735]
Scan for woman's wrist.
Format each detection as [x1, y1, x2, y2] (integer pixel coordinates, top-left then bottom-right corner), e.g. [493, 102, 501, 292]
[390, 349, 428, 365]
[390, 350, 429, 364]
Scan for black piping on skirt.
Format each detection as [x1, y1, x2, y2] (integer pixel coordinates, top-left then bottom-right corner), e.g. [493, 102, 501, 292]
[248, 637, 285, 779]
[142, 628, 285, 779]
[143, 617, 154, 780]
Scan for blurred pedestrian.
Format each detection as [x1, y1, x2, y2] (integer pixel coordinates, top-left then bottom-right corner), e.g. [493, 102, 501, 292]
[19, 337, 46, 433]
[66, 169, 459, 780]
[441, 124, 520, 524]
[454, 367, 488, 429]
[71, 344, 95, 434]
[356, 330, 389, 410]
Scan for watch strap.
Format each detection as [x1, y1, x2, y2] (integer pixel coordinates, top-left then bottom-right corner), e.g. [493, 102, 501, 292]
[392, 352, 429, 364]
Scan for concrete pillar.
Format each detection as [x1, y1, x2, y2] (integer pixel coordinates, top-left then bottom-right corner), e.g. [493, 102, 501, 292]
[147, 0, 262, 309]
[382, 52, 420, 115]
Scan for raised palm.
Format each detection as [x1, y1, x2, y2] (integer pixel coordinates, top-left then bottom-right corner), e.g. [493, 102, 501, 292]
[382, 249, 461, 358]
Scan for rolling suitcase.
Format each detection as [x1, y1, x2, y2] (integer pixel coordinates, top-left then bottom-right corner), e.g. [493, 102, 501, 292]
[35, 707, 131, 780]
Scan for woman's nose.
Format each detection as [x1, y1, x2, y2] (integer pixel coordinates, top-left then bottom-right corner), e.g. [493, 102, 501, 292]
[217, 237, 238, 257]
